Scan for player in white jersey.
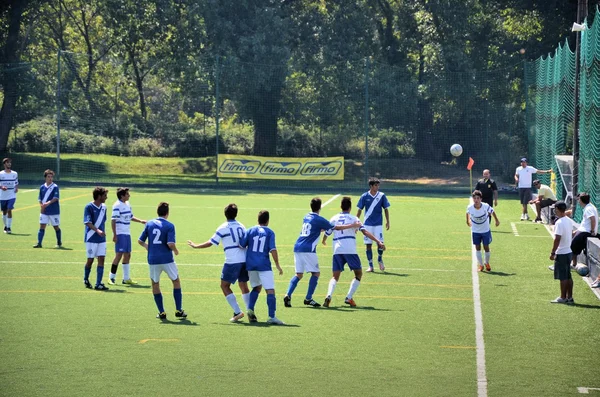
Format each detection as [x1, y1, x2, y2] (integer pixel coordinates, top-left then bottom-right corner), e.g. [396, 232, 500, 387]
[0, 158, 19, 234]
[549, 201, 574, 303]
[188, 203, 250, 323]
[108, 188, 146, 285]
[321, 196, 385, 307]
[466, 190, 500, 272]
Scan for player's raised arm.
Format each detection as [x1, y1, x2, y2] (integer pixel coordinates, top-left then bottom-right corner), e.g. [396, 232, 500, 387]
[187, 239, 213, 249]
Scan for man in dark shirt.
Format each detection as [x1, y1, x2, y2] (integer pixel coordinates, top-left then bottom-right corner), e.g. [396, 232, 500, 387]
[475, 169, 498, 208]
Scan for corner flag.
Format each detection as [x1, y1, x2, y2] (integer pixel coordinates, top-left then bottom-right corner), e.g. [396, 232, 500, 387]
[467, 157, 475, 171]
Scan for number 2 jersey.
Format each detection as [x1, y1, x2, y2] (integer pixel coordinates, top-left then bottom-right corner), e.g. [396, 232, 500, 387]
[293, 212, 334, 253]
[138, 217, 176, 265]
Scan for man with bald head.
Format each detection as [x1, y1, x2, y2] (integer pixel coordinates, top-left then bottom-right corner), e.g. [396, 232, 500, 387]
[475, 169, 498, 208]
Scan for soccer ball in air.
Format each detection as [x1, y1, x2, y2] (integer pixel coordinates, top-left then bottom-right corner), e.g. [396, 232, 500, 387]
[450, 144, 463, 157]
[575, 263, 589, 277]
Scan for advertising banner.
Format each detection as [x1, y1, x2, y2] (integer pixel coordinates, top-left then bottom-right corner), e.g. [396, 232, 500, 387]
[217, 154, 344, 180]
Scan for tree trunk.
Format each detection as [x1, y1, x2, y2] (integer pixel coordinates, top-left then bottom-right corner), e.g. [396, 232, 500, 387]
[128, 48, 147, 120]
[252, 89, 279, 156]
[0, 0, 26, 153]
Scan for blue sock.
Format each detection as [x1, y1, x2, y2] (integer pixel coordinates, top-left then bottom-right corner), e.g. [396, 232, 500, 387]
[55, 228, 62, 245]
[377, 248, 384, 262]
[153, 293, 165, 313]
[249, 289, 260, 310]
[306, 275, 318, 300]
[173, 288, 182, 311]
[366, 249, 373, 266]
[267, 294, 276, 318]
[286, 275, 300, 297]
[96, 267, 104, 286]
[84, 266, 91, 281]
[37, 229, 45, 244]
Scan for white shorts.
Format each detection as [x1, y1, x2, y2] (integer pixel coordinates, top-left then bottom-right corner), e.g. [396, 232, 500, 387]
[294, 252, 320, 273]
[40, 213, 60, 226]
[249, 270, 275, 290]
[86, 242, 107, 258]
[149, 262, 179, 283]
[363, 225, 384, 245]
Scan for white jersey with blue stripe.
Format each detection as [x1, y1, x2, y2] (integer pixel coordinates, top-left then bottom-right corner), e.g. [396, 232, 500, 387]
[211, 220, 247, 264]
[0, 170, 18, 200]
[357, 191, 390, 226]
[325, 212, 364, 255]
[242, 225, 276, 271]
[293, 212, 334, 253]
[112, 200, 134, 235]
[38, 183, 60, 215]
[467, 203, 493, 234]
[83, 202, 107, 243]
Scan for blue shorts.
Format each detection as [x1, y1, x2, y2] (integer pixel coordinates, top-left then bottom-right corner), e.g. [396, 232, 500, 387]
[472, 231, 492, 246]
[115, 234, 132, 253]
[221, 262, 249, 284]
[332, 254, 362, 272]
[1, 198, 16, 211]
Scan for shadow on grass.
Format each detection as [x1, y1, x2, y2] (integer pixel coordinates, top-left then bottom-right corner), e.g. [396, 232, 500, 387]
[158, 319, 200, 326]
[55, 246, 74, 251]
[323, 306, 391, 312]
[7, 233, 32, 237]
[213, 322, 300, 328]
[95, 289, 127, 293]
[120, 284, 151, 289]
[570, 303, 600, 309]
[484, 271, 516, 276]
[367, 271, 408, 277]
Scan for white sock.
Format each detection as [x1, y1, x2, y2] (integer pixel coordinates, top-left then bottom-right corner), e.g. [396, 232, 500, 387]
[123, 263, 130, 280]
[484, 252, 490, 264]
[476, 251, 483, 266]
[109, 272, 116, 280]
[327, 278, 337, 297]
[6, 218, 12, 228]
[226, 293, 241, 314]
[347, 279, 360, 299]
[242, 293, 250, 310]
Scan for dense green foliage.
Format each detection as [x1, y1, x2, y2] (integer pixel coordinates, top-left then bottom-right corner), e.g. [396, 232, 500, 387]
[0, 0, 593, 173]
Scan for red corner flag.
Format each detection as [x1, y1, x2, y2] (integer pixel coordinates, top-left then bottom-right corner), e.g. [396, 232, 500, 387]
[467, 157, 475, 171]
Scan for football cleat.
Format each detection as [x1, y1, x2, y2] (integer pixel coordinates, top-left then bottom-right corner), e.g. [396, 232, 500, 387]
[378, 261, 385, 271]
[283, 295, 292, 307]
[84, 279, 92, 289]
[33, 243, 42, 248]
[247, 309, 258, 323]
[477, 265, 484, 272]
[122, 279, 139, 285]
[344, 297, 356, 307]
[230, 312, 245, 323]
[267, 317, 285, 325]
[2, 226, 6, 233]
[94, 283, 109, 290]
[303, 299, 321, 307]
[365, 267, 374, 273]
[6, 228, 11, 234]
[55, 243, 63, 249]
[107, 278, 116, 285]
[591, 280, 600, 288]
[485, 263, 491, 272]
[566, 298, 575, 305]
[548, 265, 555, 271]
[156, 312, 167, 320]
[550, 297, 567, 303]
[323, 296, 331, 308]
[175, 310, 187, 318]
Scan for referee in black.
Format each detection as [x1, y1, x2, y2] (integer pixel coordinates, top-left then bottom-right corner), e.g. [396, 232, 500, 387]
[475, 169, 498, 208]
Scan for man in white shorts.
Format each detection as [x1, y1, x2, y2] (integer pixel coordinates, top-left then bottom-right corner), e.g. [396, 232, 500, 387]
[83, 187, 109, 290]
[138, 202, 186, 320]
[33, 169, 62, 248]
[357, 177, 390, 272]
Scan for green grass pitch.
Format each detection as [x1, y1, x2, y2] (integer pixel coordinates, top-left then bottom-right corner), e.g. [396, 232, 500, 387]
[1, 187, 598, 396]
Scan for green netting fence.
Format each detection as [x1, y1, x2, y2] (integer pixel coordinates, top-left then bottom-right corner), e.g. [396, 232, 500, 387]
[525, 10, 600, 221]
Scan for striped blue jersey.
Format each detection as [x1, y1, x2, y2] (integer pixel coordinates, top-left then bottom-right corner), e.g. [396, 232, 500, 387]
[293, 212, 334, 253]
[83, 202, 107, 243]
[112, 200, 134, 235]
[38, 183, 60, 215]
[325, 212, 364, 255]
[242, 225, 276, 271]
[357, 191, 390, 226]
[0, 170, 18, 200]
[211, 220, 247, 264]
[138, 217, 176, 265]
[466, 203, 493, 234]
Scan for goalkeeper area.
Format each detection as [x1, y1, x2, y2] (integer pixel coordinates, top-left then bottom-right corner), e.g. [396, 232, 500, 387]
[1, 187, 598, 396]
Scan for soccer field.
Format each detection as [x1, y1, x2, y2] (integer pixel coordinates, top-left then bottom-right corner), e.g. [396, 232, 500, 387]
[1, 187, 598, 397]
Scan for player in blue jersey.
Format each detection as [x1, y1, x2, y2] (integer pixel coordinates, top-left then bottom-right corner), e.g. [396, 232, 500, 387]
[83, 187, 110, 290]
[356, 177, 391, 272]
[33, 170, 62, 248]
[322, 197, 385, 307]
[240, 210, 284, 324]
[283, 197, 361, 308]
[0, 158, 18, 234]
[108, 187, 146, 285]
[138, 202, 186, 320]
[187, 203, 250, 323]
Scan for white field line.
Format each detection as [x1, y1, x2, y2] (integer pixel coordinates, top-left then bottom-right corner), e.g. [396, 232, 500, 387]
[468, 198, 488, 397]
[510, 222, 519, 237]
[322, 194, 340, 208]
